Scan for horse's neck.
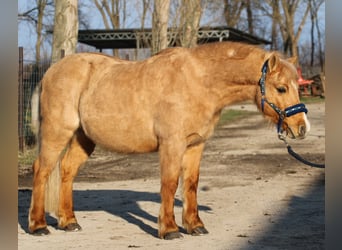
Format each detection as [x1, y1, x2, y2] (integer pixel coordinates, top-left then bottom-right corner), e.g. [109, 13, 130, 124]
[205, 58, 262, 110]
[216, 85, 257, 109]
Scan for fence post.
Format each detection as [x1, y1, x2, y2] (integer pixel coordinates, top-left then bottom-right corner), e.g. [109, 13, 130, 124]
[18, 47, 24, 152]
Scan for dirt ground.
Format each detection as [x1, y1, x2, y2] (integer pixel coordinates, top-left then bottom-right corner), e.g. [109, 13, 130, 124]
[18, 101, 325, 250]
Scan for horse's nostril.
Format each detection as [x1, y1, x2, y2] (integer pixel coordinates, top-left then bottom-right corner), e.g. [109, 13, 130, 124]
[299, 125, 306, 136]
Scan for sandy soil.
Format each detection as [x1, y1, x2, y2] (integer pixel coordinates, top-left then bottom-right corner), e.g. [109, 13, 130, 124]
[18, 101, 325, 250]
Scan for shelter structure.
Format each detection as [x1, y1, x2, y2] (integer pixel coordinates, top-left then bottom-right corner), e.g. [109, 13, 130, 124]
[78, 26, 271, 51]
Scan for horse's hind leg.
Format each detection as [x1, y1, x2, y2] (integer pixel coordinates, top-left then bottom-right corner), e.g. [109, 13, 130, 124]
[28, 126, 75, 235]
[181, 143, 208, 236]
[58, 128, 95, 231]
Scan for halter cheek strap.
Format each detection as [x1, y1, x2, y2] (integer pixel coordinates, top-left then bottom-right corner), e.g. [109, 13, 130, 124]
[258, 60, 308, 134]
[259, 60, 268, 112]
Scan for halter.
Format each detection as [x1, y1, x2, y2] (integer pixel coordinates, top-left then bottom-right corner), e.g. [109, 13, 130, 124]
[259, 60, 308, 134]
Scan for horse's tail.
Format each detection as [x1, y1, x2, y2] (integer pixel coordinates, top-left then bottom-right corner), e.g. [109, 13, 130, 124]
[32, 83, 61, 216]
[45, 159, 61, 216]
[30, 83, 41, 136]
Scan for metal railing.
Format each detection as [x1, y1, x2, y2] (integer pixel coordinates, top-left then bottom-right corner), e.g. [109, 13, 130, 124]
[18, 47, 51, 152]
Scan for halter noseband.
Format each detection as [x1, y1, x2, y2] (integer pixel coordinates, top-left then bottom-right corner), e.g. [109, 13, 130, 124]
[259, 60, 308, 134]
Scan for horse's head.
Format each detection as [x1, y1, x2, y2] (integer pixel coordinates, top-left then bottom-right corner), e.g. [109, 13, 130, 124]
[256, 53, 310, 139]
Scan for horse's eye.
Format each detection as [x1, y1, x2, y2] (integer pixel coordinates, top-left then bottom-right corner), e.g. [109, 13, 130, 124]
[276, 86, 287, 94]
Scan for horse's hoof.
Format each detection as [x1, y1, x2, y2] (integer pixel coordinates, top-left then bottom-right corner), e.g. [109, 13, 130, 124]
[191, 226, 209, 236]
[164, 231, 183, 240]
[59, 223, 82, 232]
[31, 227, 50, 236]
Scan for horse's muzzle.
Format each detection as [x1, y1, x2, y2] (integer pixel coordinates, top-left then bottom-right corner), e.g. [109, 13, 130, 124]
[286, 123, 309, 139]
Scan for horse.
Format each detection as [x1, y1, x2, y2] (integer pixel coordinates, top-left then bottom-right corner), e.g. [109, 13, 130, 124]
[28, 41, 310, 239]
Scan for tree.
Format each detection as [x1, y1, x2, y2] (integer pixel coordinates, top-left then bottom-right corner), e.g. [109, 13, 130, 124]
[51, 0, 79, 63]
[245, 0, 254, 35]
[93, 0, 124, 56]
[276, 0, 311, 59]
[152, 0, 170, 54]
[18, 0, 54, 64]
[179, 0, 202, 48]
[308, 0, 324, 69]
[35, 0, 48, 64]
[270, 0, 280, 50]
[223, 0, 246, 27]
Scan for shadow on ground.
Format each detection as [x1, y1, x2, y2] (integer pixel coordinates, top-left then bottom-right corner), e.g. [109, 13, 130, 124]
[240, 172, 325, 250]
[18, 189, 211, 238]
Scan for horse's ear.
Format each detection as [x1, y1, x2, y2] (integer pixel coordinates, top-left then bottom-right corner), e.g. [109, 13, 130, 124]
[267, 53, 279, 73]
[287, 56, 298, 65]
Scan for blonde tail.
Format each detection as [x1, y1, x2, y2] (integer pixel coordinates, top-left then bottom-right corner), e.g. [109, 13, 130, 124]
[44, 159, 61, 217]
[32, 83, 61, 217]
[30, 84, 40, 136]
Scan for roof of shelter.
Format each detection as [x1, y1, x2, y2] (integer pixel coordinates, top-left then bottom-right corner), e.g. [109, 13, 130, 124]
[78, 26, 271, 50]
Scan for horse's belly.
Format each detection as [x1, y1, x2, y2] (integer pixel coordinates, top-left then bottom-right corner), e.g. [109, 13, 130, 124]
[81, 115, 158, 153]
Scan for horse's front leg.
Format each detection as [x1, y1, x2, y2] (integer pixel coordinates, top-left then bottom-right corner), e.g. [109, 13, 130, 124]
[181, 143, 208, 236]
[158, 139, 185, 240]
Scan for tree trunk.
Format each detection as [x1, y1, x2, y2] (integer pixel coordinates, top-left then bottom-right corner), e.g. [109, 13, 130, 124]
[93, 0, 125, 57]
[310, 0, 324, 71]
[270, 0, 280, 50]
[271, 0, 310, 60]
[223, 0, 245, 28]
[152, 0, 170, 54]
[136, 0, 151, 59]
[51, 0, 79, 64]
[179, 0, 202, 48]
[246, 0, 254, 35]
[35, 0, 47, 64]
[315, 9, 324, 71]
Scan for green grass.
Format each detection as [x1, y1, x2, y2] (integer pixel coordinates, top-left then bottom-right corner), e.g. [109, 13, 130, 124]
[18, 147, 38, 166]
[218, 109, 258, 126]
[300, 96, 325, 104]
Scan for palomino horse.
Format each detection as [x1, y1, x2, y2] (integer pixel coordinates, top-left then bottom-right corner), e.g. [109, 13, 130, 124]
[28, 42, 310, 239]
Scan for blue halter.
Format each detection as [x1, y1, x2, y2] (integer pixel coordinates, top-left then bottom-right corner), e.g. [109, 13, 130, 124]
[259, 60, 308, 134]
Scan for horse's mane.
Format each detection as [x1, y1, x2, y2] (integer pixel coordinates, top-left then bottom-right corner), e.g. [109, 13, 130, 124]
[190, 42, 263, 59]
[189, 42, 286, 63]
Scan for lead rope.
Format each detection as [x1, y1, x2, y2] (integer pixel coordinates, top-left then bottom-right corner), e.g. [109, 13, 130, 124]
[278, 134, 325, 168]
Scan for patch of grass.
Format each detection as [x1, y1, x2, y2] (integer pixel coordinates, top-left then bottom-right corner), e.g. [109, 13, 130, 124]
[218, 109, 258, 126]
[300, 96, 325, 104]
[18, 147, 38, 166]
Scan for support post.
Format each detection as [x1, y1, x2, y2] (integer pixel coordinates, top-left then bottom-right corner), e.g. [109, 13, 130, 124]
[18, 47, 24, 152]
